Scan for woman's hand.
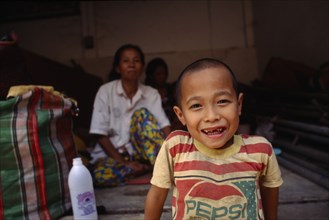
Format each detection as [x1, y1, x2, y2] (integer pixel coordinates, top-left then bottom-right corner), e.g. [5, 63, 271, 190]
[125, 161, 151, 176]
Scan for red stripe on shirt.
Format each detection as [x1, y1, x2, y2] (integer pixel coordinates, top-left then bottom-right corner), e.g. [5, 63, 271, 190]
[169, 143, 197, 157]
[239, 143, 273, 156]
[174, 160, 265, 174]
[167, 130, 189, 139]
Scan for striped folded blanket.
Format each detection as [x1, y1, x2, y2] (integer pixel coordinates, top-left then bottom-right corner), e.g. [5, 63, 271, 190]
[0, 86, 77, 219]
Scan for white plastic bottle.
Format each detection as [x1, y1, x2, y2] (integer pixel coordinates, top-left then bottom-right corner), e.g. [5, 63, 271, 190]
[68, 157, 98, 220]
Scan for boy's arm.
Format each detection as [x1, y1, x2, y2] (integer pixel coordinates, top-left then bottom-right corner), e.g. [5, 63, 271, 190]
[260, 186, 279, 220]
[144, 185, 169, 220]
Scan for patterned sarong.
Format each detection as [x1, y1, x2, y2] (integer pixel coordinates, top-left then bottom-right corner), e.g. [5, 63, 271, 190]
[92, 108, 165, 187]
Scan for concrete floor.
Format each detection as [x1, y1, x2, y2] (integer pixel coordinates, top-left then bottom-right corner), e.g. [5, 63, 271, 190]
[60, 165, 329, 220]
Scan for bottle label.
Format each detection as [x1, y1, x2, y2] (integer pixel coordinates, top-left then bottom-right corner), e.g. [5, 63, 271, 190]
[75, 191, 97, 216]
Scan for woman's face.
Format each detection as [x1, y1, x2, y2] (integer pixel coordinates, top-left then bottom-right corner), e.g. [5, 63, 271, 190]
[116, 48, 144, 82]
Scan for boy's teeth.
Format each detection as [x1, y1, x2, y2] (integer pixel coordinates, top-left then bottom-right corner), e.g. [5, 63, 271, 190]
[204, 128, 224, 134]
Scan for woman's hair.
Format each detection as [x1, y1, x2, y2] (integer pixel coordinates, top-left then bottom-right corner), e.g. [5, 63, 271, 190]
[175, 58, 239, 106]
[145, 57, 168, 86]
[108, 44, 145, 81]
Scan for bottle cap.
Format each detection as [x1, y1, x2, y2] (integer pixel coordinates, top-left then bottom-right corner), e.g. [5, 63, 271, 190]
[72, 157, 83, 166]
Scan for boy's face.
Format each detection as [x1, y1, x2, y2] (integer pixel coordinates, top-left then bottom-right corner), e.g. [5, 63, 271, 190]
[174, 67, 243, 149]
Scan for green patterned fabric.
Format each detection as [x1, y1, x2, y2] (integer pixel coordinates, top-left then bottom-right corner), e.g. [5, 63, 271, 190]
[0, 87, 76, 219]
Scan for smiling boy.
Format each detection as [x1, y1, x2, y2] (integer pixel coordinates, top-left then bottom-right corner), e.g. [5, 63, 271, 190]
[144, 58, 283, 220]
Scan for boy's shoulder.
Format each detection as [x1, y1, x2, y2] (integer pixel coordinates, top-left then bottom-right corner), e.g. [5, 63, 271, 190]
[167, 129, 190, 138]
[165, 130, 190, 140]
[238, 134, 273, 155]
[239, 134, 271, 145]
[164, 130, 196, 157]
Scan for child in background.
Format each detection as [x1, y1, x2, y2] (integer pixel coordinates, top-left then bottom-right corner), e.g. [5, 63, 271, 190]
[145, 58, 175, 119]
[144, 58, 283, 220]
[145, 57, 183, 130]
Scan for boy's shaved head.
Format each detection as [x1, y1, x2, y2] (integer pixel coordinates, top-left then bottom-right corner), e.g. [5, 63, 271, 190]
[175, 58, 239, 106]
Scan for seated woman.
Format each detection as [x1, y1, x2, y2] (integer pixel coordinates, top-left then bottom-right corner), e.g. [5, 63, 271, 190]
[89, 44, 171, 187]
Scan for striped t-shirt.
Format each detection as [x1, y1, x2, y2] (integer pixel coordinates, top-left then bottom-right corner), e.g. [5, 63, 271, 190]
[151, 130, 283, 220]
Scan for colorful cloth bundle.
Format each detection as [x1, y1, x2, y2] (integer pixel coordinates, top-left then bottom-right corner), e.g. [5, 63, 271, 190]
[0, 86, 77, 219]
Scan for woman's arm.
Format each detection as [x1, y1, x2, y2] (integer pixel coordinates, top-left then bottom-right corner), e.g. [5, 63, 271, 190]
[98, 135, 146, 172]
[260, 186, 279, 220]
[144, 185, 169, 220]
[98, 135, 126, 164]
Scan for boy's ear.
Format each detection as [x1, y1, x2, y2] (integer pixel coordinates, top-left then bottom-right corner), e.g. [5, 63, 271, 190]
[238, 93, 244, 116]
[173, 106, 186, 126]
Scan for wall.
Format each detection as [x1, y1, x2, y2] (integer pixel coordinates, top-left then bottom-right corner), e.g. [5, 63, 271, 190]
[253, 0, 329, 75]
[0, 1, 257, 84]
